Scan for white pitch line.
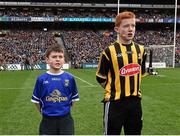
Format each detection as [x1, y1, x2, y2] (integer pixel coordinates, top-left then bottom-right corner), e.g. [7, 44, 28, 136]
[142, 83, 180, 86]
[0, 85, 99, 90]
[79, 85, 98, 88]
[157, 74, 166, 77]
[1, 83, 180, 90]
[0, 87, 33, 90]
[73, 75, 95, 87]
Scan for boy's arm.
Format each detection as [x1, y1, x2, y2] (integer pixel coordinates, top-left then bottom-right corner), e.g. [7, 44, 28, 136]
[31, 77, 42, 113]
[34, 103, 41, 113]
[71, 77, 80, 106]
[96, 51, 110, 88]
[99, 82, 107, 89]
[71, 101, 75, 107]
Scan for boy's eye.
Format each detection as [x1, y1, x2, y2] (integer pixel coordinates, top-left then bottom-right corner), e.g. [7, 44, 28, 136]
[52, 55, 63, 58]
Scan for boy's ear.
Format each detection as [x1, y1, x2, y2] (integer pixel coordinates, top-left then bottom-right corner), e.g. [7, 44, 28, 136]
[62, 57, 65, 64]
[114, 27, 118, 33]
[63, 56, 66, 63]
[45, 57, 49, 64]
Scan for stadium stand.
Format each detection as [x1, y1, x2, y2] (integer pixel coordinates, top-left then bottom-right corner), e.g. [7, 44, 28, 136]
[0, 0, 179, 69]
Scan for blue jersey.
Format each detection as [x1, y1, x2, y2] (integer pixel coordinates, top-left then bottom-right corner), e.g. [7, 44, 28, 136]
[31, 71, 79, 116]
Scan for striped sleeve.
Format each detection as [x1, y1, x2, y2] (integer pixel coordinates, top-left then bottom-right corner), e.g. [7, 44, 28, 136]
[96, 50, 110, 84]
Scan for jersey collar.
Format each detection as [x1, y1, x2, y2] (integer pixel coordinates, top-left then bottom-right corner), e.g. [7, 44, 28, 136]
[116, 40, 134, 46]
[46, 71, 64, 75]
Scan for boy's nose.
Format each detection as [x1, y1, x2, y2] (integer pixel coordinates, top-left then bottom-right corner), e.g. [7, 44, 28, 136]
[56, 57, 60, 60]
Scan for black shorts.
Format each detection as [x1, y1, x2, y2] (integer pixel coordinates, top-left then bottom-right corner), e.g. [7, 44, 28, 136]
[103, 96, 143, 135]
[39, 113, 74, 135]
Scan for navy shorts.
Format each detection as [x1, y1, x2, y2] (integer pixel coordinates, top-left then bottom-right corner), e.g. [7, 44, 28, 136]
[39, 113, 74, 135]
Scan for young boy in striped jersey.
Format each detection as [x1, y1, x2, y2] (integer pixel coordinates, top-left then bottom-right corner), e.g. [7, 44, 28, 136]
[96, 11, 147, 135]
[31, 45, 79, 135]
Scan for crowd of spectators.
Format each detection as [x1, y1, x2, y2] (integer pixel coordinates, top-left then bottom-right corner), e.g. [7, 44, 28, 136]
[0, 9, 177, 19]
[62, 30, 103, 68]
[135, 10, 175, 20]
[0, 29, 179, 69]
[0, 10, 54, 17]
[0, 8, 179, 69]
[0, 30, 56, 65]
[62, 30, 180, 67]
[135, 30, 174, 46]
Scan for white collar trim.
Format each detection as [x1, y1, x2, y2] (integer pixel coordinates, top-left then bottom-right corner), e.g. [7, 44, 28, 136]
[46, 71, 64, 75]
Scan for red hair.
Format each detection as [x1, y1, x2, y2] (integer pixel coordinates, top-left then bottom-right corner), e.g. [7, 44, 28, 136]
[115, 11, 136, 27]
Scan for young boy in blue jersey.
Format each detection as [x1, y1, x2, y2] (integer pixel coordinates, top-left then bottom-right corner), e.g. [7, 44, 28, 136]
[31, 45, 79, 135]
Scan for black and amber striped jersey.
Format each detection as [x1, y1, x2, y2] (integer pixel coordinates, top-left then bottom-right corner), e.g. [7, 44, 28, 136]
[96, 41, 147, 101]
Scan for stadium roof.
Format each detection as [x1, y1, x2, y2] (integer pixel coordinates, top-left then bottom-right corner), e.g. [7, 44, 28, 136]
[0, 0, 178, 4]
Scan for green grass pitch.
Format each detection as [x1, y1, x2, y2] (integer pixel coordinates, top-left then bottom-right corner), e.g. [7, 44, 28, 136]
[0, 68, 180, 134]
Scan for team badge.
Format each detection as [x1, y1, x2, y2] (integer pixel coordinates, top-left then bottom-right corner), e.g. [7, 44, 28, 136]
[126, 51, 133, 54]
[116, 53, 122, 57]
[64, 79, 69, 87]
[43, 80, 49, 84]
[50, 89, 61, 97]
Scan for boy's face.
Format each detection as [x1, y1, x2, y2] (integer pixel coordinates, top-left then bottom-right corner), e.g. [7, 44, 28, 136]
[46, 51, 65, 70]
[114, 18, 136, 43]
